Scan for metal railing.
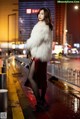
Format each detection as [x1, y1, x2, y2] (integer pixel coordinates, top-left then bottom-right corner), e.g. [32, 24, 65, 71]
[14, 56, 80, 88]
[47, 63, 80, 87]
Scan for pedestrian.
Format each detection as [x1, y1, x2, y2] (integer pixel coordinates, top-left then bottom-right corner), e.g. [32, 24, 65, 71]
[25, 7, 53, 111]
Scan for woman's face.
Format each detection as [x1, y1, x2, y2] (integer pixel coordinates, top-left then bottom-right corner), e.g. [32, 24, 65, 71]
[38, 10, 45, 21]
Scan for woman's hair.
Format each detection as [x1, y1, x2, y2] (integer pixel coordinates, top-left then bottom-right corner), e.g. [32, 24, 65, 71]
[37, 8, 53, 30]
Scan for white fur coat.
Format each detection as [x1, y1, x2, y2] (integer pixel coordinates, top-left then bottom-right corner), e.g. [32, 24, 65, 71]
[25, 21, 53, 62]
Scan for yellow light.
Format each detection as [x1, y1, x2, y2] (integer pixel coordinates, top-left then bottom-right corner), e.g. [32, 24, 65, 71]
[65, 29, 68, 32]
[12, 44, 16, 49]
[12, 57, 15, 66]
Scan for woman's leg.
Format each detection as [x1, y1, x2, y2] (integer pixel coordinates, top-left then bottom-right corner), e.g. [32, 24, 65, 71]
[40, 62, 47, 104]
[28, 61, 40, 101]
[41, 82, 47, 104]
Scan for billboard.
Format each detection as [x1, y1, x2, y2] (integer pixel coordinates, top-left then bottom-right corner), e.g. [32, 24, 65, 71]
[19, 0, 55, 41]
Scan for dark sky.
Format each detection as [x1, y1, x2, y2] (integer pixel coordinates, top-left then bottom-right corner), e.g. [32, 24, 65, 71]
[67, 3, 80, 44]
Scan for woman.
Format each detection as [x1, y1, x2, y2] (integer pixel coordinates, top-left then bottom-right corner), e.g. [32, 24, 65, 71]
[25, 7, 53, 110]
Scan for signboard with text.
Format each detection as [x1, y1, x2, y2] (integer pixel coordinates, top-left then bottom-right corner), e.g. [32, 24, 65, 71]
[57, 0, 80, 3]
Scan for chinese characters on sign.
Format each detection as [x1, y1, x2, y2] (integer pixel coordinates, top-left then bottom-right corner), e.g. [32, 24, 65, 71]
[26, 9, 39, 14]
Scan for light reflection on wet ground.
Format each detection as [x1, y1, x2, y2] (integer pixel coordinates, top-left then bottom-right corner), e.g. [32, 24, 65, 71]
[60, 58, 80, 70]
[44, 77, 80, 119]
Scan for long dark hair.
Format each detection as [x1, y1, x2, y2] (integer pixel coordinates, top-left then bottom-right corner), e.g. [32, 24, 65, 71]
[37, 8, 53, 31]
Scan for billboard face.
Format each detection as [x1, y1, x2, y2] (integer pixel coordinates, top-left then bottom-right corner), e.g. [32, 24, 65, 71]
[19, 0, 55, 41]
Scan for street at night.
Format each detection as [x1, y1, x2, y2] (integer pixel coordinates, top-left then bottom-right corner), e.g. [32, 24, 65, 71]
[0, 0, 80, 119]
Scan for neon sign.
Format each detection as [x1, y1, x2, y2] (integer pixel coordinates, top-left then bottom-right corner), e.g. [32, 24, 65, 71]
[26, 9, 39, 14]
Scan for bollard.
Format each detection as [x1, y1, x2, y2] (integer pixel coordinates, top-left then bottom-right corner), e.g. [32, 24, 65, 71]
[0, 73, 6, 89]
[3, 60, 6, 67]
[1, 67, 6, 73]
[0, 89, 8, 119]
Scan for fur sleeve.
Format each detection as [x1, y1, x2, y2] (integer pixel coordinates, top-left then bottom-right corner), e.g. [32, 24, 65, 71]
[26, 28, 48, 50]
[25, 23, 52, 50]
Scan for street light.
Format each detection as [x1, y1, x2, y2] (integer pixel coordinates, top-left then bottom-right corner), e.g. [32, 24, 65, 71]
[63, 3, 68, 45]
[74, 5, 79, 10]
[65, 29, 68, 44]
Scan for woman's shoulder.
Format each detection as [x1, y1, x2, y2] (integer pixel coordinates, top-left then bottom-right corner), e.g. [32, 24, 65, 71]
[34, 21, 48, 28]
[32, 21, 50, 34]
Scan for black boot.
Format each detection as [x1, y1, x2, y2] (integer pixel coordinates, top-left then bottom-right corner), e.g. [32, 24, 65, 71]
[35, 100, 44, 112]
[40, 98, 49, 111]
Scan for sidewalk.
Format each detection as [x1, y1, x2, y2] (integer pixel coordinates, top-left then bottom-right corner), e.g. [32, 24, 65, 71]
[7, 62, 35, 119]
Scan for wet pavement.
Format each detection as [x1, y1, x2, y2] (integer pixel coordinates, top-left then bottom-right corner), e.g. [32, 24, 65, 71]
[6, 56, 80, 119]
[54, 56, 80, 70]
[28, 77, 80, 119]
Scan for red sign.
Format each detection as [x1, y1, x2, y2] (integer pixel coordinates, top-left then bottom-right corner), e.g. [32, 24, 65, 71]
[26, 9, 32, 14]
[26, 9, 39, 14]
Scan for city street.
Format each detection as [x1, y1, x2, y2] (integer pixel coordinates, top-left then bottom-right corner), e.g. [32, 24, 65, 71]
[51, 55, 80, 70]
[0, 1, 80, 119]
[60, 56, 80, 70]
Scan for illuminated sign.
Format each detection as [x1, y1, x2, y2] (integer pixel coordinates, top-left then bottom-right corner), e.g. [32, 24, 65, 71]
[26, 9, 39, 14]
[26, 9, 32, 14]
